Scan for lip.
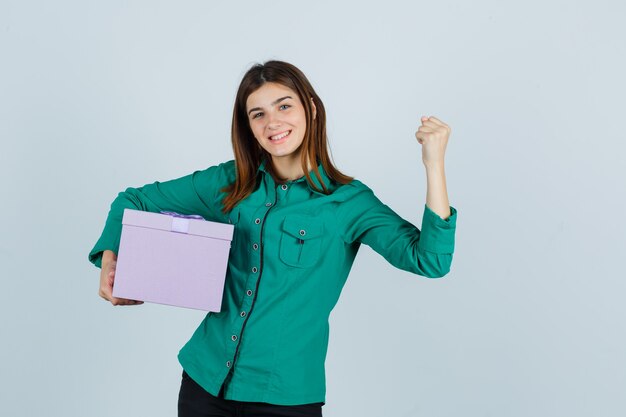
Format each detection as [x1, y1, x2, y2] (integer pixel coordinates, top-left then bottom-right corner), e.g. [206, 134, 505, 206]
[267, 130, 291, 144]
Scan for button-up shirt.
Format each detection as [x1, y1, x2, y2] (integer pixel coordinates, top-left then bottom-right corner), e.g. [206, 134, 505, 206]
[88, 159, 458, 406]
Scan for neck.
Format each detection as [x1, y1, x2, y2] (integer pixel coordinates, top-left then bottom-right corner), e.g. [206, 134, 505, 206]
[271, 154, 312, 181]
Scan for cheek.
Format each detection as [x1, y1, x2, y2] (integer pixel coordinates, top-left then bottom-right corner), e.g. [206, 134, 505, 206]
[296, 112, 308, 129]
[253, 134, 265, 147]
[250, 122, 263, 140]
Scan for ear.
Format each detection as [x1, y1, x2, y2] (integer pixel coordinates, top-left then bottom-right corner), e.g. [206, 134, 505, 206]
[311, 97, 317, 120]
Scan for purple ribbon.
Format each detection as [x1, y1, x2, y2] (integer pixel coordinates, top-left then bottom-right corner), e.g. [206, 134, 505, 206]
[160, 211, 205, 220]
[160, 211, 205, 233]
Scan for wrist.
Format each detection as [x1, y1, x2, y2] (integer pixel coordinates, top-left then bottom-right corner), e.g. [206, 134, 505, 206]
[424, 160, 445, 171]
[102, 250, 117, 265]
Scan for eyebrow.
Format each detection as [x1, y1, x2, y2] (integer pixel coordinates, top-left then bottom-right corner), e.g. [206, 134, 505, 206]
[247, 96, 293, 116]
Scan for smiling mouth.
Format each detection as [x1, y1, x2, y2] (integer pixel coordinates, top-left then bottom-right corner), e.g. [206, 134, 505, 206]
[269, 130, 291, 141]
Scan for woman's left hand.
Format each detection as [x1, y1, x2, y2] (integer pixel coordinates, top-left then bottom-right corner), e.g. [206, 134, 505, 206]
[415, 116, 451, 167]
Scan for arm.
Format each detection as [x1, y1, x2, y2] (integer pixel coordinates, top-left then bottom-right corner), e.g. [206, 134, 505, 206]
[425, 163, 450, 220]
[338, 184, 457, 278]
[338, 115, 457, 278]
[88, 161, 234, 268]
[416, 115, 452, 220]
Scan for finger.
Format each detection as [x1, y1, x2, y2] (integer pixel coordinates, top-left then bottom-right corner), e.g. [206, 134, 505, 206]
[111, 295, 143, 304]
[420, 119, 441, 129]
[110, 297, 128, 306]
[417, 126, 436, 133]
[426, 116, 449, 129]
[117, 299, 144, 306]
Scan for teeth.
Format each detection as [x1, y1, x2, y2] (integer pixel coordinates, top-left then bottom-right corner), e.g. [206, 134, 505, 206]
[270, 130, 290, 140]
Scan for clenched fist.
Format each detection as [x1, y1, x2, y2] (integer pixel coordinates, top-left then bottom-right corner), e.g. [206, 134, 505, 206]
[415, 116, 451, 167]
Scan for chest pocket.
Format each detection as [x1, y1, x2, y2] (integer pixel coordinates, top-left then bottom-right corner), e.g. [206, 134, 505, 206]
[279, 215, 324, 268]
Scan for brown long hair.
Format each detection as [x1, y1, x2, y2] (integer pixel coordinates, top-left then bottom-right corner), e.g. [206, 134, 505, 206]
[220, 60, 353, 213]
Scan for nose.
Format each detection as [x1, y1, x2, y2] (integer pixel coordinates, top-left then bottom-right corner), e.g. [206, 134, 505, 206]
[266, 111, 282, 130]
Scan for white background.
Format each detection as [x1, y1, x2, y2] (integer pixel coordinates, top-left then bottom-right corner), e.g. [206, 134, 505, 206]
[1, 1, 625, 416]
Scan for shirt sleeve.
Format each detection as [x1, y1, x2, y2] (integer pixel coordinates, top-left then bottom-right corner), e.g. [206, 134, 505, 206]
[337, 182, 457, 278]
[87, 161, 233, 268]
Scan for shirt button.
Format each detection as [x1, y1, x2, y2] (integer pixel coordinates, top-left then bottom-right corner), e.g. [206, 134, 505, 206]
[254, 218, 261, 224]
[265, 202, 272, 207]
[231, 335, 237, 341]
[299, 229, 306, 236]
[251, 267, 258, 273]
[281, 184, 288, 190]
[226, 361, 231, 368]
[246, 290, 253, 296]
[252, 243, 259, 250]
[240, 311, 246, 317]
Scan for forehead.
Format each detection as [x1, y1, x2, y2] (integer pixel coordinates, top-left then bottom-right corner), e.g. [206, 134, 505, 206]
[246, 82, 300, 109]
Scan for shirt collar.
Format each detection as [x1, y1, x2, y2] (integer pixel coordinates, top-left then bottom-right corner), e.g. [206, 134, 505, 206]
[258, 159, 334, 195]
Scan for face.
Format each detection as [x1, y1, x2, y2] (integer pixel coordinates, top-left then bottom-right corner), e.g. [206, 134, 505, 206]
[246, 82, 316, 164]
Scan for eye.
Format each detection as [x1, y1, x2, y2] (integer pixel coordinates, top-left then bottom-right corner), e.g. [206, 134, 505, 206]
[279, 104, 290, 110]
[252, 112, 263, 119]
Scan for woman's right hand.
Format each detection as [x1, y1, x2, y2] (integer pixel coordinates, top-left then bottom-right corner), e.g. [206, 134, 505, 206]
[99, 250, 144, 306]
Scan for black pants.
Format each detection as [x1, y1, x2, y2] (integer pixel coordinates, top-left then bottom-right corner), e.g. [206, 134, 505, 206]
[178, 370, 324, 417]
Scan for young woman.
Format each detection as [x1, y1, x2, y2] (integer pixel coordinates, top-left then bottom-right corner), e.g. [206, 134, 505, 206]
[89, 60, 457, 417]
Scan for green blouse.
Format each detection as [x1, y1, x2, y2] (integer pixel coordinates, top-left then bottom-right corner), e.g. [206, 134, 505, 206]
[88, 159, 458, 405]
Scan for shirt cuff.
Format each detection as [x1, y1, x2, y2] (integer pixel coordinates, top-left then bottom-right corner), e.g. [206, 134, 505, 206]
[417, 204, 457, 254]
[88, 225, 122, 269]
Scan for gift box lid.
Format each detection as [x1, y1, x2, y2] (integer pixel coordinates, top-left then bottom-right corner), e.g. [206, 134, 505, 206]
[121, 208, 233, 241]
